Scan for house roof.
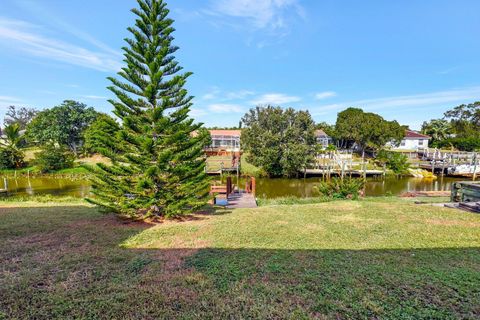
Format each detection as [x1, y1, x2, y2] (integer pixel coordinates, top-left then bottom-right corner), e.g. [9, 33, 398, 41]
[315, 129, 329, 137]
[209, 130, 242, 137]
[405, 130, 430, 139]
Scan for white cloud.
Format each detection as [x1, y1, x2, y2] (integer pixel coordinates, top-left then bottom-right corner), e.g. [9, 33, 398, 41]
[251, 93, 301, 105]
[81, 95, 109, 100]
[11, 1, 122, 58]
[208, 103, 244, 113]
[225, 90, 255, 100]
[201, 87, 254, 101]
[190, 108, 208, 117]
[315, 91, 337, 100]
[0, 96, 21, 108]
[0, 18, 122, 72]
[209, 0, 305, 31]
[314, 86, 480, 115]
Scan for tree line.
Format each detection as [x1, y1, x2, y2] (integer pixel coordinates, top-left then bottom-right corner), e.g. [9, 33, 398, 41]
[421, 102, 480, 151]
[2, 0, 478, 219]
[240, 106, 405, 177]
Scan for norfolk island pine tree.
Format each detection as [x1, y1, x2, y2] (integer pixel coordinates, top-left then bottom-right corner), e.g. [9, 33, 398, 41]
[86, 0, 211, 218]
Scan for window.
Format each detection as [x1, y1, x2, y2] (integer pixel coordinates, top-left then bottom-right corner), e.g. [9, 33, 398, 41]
[400, 140, 406, 147]
[418, 140, 424, 146]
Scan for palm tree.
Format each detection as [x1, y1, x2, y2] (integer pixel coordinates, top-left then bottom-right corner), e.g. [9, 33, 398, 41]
[1, 123, 22, 149]
[421, 119, 452, 142]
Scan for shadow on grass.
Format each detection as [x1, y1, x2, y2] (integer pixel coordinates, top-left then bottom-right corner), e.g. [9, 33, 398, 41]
[0, 205, 479, 319]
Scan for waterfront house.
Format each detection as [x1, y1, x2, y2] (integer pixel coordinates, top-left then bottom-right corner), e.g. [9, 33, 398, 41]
[207, 130, 241, 153]
[315, 129, 332, 149]
[390, 130, 430, 151]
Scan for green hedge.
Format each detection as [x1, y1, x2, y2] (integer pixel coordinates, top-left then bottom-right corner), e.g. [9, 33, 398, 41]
[433, 137, 480, 152]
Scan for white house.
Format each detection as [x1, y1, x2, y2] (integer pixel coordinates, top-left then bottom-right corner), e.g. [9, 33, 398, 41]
[208, 130, 241, 152]
[390, 130, 430, 151]
[315, 129, 332, 149]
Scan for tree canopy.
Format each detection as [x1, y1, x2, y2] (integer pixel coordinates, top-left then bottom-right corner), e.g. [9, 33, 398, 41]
[443, 101, 480, 138]
[4, 105, 38, 130]
[87, 0, 210, 218]
[241, 106, 316, 177]
[335, 108, 405, 156]
[26, 100, 98, 154]
[83, 113, 121, 155]
[421, 119, 452, 142]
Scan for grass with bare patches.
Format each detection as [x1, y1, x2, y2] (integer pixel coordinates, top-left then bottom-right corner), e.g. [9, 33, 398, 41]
[1, 198, 479, 319]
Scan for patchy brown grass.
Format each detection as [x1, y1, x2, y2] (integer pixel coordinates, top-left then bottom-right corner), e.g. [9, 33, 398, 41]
[1, 199, 480, 319]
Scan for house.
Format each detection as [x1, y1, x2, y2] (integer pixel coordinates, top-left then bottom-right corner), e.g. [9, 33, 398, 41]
[390, 130, 430, 151]
[208, 130, 241, 152]
[315, 129, 332, 149]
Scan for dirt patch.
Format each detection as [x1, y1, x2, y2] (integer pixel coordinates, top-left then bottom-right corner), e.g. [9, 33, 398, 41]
[69, 214, 154, 229]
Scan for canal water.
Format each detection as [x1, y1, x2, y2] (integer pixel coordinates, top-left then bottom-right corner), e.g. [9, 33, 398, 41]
[1, 177, 91, 198]
[0, 176, 464, 199]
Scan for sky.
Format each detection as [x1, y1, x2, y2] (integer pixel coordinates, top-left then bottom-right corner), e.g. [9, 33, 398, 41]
[0, 0, 479, 130]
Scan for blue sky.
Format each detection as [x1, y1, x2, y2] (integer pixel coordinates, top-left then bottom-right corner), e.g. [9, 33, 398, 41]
[0, 0, 479, 129]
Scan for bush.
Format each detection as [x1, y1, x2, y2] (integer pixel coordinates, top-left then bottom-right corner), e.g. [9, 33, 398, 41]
[0, 148, 25, 169]
[35, 145, 75, 173]
[376, 150, 410, 175]
[433, 137, 480, 152]
[317, 178, 365, 200]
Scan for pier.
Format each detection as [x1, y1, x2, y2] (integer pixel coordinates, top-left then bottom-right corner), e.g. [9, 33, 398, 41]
[210, 176, 257, 209]
[417, 149, 479, 179]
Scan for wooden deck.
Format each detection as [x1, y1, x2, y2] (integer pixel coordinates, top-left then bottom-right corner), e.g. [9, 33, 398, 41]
[226, 192, 257, 209]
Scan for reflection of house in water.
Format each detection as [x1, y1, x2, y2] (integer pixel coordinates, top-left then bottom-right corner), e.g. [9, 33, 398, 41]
[315, 129, 332, 149]
[207, 130, 241, 154]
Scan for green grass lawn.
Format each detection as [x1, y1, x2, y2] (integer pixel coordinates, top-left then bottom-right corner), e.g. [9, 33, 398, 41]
[1, 199, 479, 319]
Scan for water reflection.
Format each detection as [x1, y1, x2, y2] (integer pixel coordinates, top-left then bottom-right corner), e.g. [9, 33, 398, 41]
[231, 176, 462, 199]
[3, 177, 91, 198]
[0, 176, 465, 199]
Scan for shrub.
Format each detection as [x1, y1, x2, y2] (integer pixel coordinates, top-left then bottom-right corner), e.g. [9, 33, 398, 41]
[35, 145, 75, 173]
[433, 137, 480, 152]
[0, 148, 25, 169]
[376, 150, 410, 175]
[317, 177, 365, 200]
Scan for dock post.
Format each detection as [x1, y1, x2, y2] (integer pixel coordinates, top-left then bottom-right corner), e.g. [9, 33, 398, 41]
[3, 178, 7, 192]
[473, 153, 478, 181]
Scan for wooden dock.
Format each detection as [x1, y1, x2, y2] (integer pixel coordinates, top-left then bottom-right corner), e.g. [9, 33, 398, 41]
[304, 169, 384, 177]
[226, 192, 257, 209]
[451, 181, 480, 202]
[211, 176, 257, 209]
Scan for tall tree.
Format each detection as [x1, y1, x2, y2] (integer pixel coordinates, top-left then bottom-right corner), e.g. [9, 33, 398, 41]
[26, 100, 98, 154]
[443, 101, 480, 138]
[241, 106, 316, 177]
[335, 108, 404, 157]
[88, 0, 210, 218]
[83, 113, 121, 155]
[4, 106, 38, 130]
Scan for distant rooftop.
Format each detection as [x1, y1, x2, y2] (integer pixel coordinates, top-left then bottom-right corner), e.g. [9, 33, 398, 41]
[315, 129, 329, 137]
[209, 130, 242, 137]
[405, 130, 430, 139]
